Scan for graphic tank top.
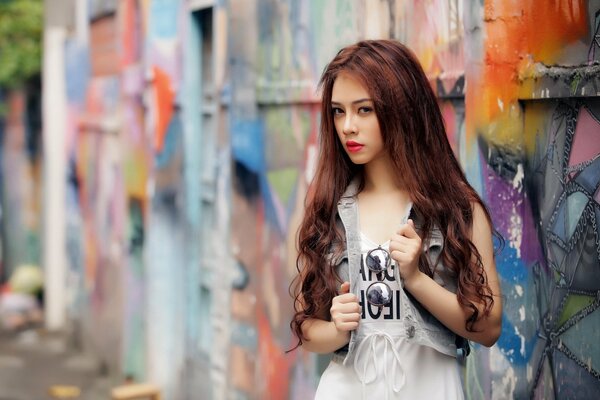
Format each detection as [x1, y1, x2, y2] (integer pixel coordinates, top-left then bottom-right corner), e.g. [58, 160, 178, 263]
[314, 231, 464, 400]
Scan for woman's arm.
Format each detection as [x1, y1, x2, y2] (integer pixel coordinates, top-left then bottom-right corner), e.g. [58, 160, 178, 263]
[299, 282, 361, 353]
[300, 318, 351, 354]
[391, 203, 502, 347]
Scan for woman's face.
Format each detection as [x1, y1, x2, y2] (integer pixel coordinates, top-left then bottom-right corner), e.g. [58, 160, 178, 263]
[331, 71, 386, 166]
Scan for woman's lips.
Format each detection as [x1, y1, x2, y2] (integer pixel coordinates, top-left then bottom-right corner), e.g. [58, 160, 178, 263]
[346, 141, 364, 153]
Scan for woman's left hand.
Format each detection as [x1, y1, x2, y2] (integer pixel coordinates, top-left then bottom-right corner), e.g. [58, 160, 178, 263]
[389, 219, 422, 285]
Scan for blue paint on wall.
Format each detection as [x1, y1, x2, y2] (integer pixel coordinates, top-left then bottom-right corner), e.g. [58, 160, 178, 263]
[150, 0, 180, 40]
[231, 119, 266, 173]
[155, 113, 182, 169]
[65, 39, 91, 104]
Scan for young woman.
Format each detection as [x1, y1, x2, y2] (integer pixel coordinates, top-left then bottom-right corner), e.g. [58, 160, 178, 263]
[290, 40, 502, 399]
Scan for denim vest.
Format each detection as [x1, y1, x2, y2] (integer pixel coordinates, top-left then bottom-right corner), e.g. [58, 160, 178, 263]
[330, 179, 462, 365]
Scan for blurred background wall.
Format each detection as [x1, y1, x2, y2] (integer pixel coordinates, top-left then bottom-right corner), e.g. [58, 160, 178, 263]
[0, 0, 43, 293]
[1, 0, 599, 399]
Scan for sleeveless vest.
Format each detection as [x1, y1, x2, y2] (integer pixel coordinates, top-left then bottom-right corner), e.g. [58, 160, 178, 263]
[328, 179, 468, 365]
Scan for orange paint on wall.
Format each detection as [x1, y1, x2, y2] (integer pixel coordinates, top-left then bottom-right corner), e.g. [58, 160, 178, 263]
[485, 0, 588, 61]
[257, 309, 292, 399]
[481, 0, 589, 120]
[522, 0, 588, 62]
[152, 66, 175, 153]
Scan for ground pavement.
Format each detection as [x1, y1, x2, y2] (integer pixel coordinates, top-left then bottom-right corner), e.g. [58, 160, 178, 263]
[0, 328, 112, 400]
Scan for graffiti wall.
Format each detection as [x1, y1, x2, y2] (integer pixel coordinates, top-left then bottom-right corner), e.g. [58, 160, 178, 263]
[42, 0, 600, 399]
[229, 0, 600, 399]
[66, 1, 185, 396]
[467, 1, 600, 399]
[0, 89, 42, 283]
[521, 98, 600, 399]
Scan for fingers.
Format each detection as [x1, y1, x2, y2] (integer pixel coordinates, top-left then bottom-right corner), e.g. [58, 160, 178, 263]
[389, 234, 414, 247]
[331, 283, 361, 332]
[339, 281, 350, 294]
[335, 321, 360, 331]
[390, 249, 414, 265]
[331, 292, 360, 316]
[396, 219, 420, 239]
[389, 235, 421, 254]
[331, 307, 360, 331]
[390, 220, 422, 278]
[391, 220, 422, 254]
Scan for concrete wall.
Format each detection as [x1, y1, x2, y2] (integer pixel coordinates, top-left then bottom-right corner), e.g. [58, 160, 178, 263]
[34, 0, 600, 399]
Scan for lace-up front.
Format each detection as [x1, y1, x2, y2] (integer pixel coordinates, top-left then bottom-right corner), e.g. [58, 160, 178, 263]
[350, 235, 406, 399]
[353, 325, 406, 400]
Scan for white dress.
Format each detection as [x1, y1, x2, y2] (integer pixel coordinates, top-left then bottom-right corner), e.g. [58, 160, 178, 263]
[314, 234, 464, 400]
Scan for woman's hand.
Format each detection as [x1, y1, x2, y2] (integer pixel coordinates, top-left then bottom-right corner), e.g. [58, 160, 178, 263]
[299, 281, 359, 353]
[389, 219, 423, 286]
[330, 282, 361, 332]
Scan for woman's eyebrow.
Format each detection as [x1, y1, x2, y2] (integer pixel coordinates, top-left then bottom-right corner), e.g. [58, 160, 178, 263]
[331, 98, 373, 106]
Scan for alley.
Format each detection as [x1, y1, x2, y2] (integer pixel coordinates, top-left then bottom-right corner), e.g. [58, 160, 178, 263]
[0, 328, 110, 400]
[1, 0, 599, 398]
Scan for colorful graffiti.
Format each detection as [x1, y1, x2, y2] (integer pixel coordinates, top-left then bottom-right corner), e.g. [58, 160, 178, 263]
[525, 100, 600, 398]
[461, 1, 600, 399]
[23, 0, 599, 399]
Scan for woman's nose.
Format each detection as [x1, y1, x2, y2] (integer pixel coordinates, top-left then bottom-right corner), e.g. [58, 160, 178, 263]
[342, 114, 356, 135]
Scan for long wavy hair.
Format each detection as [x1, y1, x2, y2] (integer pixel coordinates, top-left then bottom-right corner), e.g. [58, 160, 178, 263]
[290, 40, 497, 349]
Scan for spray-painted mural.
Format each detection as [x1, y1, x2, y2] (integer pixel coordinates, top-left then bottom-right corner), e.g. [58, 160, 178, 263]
[525, 99, 600, 399]
[462, 1, 600, 399]
[28, 0, 600, 399]
[69, 0, 190, 397]
[231, 1, 600, 399]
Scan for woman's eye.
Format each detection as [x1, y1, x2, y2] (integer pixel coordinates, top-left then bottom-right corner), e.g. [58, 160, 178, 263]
[332, 107, 344, 116]
[358, 107, 372, 114]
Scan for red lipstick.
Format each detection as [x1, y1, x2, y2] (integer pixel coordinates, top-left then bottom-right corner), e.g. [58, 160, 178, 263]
[346, 140, 364, 153]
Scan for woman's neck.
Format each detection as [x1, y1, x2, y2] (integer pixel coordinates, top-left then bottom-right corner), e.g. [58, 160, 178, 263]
[362, 156, 404, 194]
[358, 156, 412, 245]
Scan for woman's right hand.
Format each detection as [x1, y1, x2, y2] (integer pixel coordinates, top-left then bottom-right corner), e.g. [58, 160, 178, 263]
[330, 281, 361, 332]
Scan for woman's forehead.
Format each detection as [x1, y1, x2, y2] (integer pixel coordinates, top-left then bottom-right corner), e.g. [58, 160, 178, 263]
[331, 71, 371, 103]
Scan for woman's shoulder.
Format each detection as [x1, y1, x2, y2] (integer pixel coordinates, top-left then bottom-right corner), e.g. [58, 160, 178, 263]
[470, 201, 494, 242]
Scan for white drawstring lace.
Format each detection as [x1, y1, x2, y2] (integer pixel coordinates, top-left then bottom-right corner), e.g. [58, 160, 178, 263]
[353, 330, 406, 400]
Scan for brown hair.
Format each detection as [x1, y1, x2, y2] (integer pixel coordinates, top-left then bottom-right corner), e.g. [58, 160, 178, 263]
[290, 40, 496, 349]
